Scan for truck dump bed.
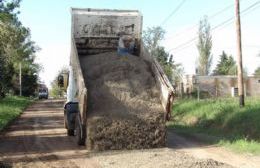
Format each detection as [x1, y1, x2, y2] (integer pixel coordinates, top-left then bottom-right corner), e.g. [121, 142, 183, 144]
[71, 8, 174, 150]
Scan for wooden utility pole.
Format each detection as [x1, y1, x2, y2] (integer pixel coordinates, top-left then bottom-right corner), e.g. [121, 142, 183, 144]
[19, 62, 22, 96]
[235, 0, 245, 107]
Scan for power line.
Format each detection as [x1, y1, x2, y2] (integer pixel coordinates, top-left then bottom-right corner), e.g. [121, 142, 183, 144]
[161, 0, 187, 26]
[168, 0, 260, 53]
[212, 0, 260, 30]
[165, 2, 235, 40]
[213, 45, 260, 49]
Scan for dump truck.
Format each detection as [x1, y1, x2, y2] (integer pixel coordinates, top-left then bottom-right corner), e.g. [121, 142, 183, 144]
[63, 8, 174, 151]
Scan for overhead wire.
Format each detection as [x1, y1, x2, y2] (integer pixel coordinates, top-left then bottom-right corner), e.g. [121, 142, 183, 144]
[164, 2, 236, 40]
[161, 0, 187, 26]
[167, 0, 260, 54]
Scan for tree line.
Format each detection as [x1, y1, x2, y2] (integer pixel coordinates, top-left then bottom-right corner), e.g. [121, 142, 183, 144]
[0, 0, 40, 98]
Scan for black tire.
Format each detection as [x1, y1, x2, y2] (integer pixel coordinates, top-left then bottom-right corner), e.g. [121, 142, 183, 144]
[67, 129, 74, 136]
[76, 115, 86, 146]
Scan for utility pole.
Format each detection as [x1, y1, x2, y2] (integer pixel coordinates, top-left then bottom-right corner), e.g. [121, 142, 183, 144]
[19, 62, 22, 96]
[235, 0, 245, 107]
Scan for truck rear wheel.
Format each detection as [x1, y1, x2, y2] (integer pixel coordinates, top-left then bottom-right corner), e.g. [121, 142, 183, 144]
[76, 115, 86, 146]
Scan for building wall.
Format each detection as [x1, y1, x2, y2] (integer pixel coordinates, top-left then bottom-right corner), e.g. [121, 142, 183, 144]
[247, 77, 260, 97]
[182, 75, 260, 97]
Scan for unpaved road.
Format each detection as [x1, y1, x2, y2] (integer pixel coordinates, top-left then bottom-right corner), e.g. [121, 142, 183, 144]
[0, 99, 257, 168]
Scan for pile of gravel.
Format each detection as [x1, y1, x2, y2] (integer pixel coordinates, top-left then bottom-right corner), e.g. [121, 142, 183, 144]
[80, 52, 166, 150]
[89, 148, 234, 168]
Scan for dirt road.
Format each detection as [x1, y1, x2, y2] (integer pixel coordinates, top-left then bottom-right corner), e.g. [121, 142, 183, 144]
[0, 99, 250, 168]
[167, 130, 260, 168]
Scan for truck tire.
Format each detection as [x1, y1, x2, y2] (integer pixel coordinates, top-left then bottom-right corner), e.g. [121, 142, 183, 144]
[76, 115, 86, 146]
[67, 129, 74, 136]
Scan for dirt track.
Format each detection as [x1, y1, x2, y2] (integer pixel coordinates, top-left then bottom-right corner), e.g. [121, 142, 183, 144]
[0, 99, 252, 168]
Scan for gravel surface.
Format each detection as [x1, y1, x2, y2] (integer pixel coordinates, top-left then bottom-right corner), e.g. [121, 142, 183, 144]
[90, 148, 233, 168]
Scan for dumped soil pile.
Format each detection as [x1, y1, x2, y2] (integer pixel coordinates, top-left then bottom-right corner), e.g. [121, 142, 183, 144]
[80, 52, 166, 151]
[93, 149, 234, 168]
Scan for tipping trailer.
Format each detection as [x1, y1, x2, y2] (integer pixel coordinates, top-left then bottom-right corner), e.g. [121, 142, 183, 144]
[65, 8, 174, 150]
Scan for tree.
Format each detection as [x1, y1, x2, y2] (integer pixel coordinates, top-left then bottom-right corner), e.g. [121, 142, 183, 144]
[0, 0, 20, 97]
[0, 0, 40, 98]
[143, 27, 184, 84]
[213, 51, 236, 75]
[197, 16, 212, 75]
[50, 67, 69, 98]
[254, 67, 260, 76]
[154, 46, 168, 65]
[154, 46, 172, 80]
[143, 26, 165, 56]
[153, 46, 184, 84]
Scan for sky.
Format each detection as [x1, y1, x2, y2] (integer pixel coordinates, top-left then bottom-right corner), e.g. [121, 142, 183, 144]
[18, 0, 260, 87]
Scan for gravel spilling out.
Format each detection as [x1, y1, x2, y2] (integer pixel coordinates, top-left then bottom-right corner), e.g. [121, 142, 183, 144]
[80, 52, 166, 151]
[89, 148, 234, 168]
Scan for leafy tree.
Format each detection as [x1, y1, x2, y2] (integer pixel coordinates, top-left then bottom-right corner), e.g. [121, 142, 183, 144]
[154, 46, 168, 64]
[254, 67, 260, 76]
[50, 67, 69, 98]
[197, 16, 212, 75]
[143, 26, 165, 56]
[154, 46, 172, 80]
[0, 0, 40, 98]
[213, 51, 236, 75]
[154, 46, 184, 84]
[0, 0, 19, 97]
[143, 27, 184, 84]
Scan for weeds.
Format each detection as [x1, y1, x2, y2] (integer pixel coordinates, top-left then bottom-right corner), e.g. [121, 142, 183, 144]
[168, 97, 260, 154]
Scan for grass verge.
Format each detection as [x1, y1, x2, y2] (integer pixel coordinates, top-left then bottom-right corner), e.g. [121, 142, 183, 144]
[168, 97, 260, 155]
[0, 96, 32, 131]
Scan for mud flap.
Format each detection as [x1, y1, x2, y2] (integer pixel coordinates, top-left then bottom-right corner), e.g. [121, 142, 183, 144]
[64, 102, 78, 131]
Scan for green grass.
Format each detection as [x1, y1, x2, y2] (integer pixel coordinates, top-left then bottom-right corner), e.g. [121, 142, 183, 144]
[219, 139, 260, 154]
[168, 97, 260, 155]
[0, 96, 32, 131]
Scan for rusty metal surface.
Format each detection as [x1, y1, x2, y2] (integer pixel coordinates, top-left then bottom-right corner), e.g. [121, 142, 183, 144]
[71, 8, 142, 39]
